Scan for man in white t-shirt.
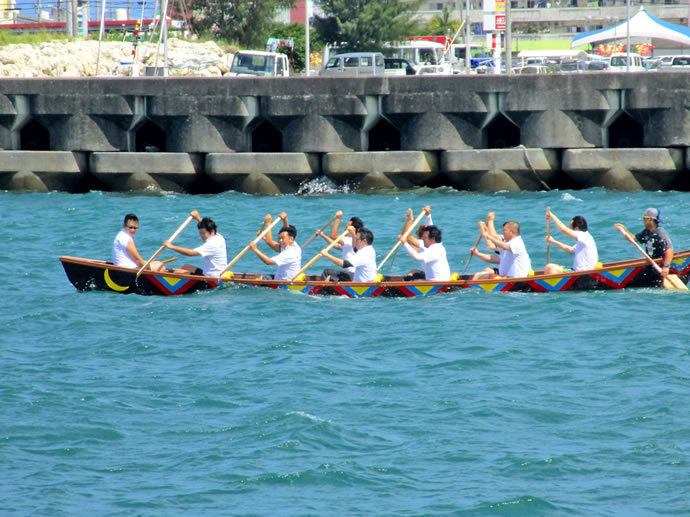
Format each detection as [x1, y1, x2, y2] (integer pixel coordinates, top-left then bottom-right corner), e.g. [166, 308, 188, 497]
[250, 223, 302, 281]
[321, 227, 377, 282]
[317, 211, 364, 282]
[544, 211, 598, 274]
[471, 219, 532, 279]
[111, 213, 165, 271]
[401, 224, 451, 282]
[164, 210, 228, 277]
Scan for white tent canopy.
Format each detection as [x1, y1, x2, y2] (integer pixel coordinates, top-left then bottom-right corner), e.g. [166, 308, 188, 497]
[571, 6, 690, 49]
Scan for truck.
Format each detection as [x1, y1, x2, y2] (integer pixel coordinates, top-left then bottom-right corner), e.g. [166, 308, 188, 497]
[228, 50, 290, 77]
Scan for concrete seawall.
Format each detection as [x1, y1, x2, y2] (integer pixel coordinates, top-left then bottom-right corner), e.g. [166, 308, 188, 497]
[1, 73, 689, 193]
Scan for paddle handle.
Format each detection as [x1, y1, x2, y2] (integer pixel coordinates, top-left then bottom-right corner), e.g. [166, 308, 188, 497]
[461, 233, 484, 275]
[615, 223, 662, 273]
[546, 206, 551, 264]
[219, 216, 284, 277]
[137, 215, 194, 277]
[300, 214, 338, 249]
[160, 257, 177, 265]
[292, 227, 351, 280]
[377, 209, 427, 271]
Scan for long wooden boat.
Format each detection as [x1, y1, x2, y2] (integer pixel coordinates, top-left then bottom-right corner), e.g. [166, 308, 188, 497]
[59, 252, 690, 297]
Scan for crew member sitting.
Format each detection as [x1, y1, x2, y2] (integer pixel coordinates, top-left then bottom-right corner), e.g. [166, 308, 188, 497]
[544, 211, 598, 274]
[321, 227, 377, 282]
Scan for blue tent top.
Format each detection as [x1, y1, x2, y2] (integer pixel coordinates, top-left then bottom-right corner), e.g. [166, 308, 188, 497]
[571, 6, 690, 48]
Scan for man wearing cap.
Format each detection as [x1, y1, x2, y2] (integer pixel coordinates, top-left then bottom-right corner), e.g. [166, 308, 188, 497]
[636, 207, 674, 280]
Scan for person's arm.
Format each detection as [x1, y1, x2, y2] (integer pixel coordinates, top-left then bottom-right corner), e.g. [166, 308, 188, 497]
[485, 232, 510, 251]
[546, 236, 574, 254]
[321, 250, 345, 268]
[662, 247, 674, 278]
[164, 241, 199, 256]
[250, 241, 276, 265]
[470, 246, 500, 264]
[402, 209, 420, 250]
[486, 212, 499, 240]
[479, 221, 497, 252]
[402, 240, 424, 262]
[262, 214, 281, 253]
[329, 211, 343, 245]
[126, 239, 146, 266]
[547, 211, 577, 240]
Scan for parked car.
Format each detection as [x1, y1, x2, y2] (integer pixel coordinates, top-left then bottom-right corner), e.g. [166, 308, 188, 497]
[228, 51, 290, 77]
[512, 65, 550, 74]
[319, 52, 385, 77]
[559, 59, 588, 73]
[384, 57, 417, 76]
[608, 52, 645, 72]
[587, 59, 609, 71]
[659, 55, 674, 68]
[670, 55, 690, 69]
[643, 57, 661, 71]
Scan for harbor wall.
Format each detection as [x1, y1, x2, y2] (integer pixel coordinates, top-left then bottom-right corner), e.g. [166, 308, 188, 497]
[0, 73, 689, 194]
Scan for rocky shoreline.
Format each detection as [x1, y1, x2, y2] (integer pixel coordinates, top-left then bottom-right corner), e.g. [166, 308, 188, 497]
[0, 38, 233, 77]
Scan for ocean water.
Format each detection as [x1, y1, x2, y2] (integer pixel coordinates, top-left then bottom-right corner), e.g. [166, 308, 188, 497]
[2, 187, 689, 516]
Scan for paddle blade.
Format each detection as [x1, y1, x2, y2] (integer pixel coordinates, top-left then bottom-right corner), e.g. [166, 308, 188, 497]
[663, 274, 688, 290]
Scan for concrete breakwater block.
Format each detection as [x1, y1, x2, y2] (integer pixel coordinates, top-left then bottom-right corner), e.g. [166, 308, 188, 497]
[562, 148, 684, 191]
[89, 152, 202, 193]
[0, 151, 87, 192]
[322, 151, 439, 191]
[441, 148, 560, 191]
[205, 153, 319, 195]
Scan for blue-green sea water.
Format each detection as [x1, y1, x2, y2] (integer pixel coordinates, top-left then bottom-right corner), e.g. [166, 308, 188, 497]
[2, 188, 689, 516]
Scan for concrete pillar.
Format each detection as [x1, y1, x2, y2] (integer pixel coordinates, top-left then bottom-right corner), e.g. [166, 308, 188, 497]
[205, 152, 319, 194]
[442, 148, 560, 191]
[562, 148, 683, 191]
[0, 151, 87, 192]
[323, 151, 439, 191]
[90, 152, 202, 192]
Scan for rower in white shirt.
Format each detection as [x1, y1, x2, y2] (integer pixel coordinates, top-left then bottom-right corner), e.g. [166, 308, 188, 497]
[316, 211, 365, 282]
[249, 214, 302, 280]
[399, 209, 451, 282]
[321, 227, 377, 282]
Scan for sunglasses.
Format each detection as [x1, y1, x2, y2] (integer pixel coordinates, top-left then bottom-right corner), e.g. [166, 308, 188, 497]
[127, 225, 139, 230]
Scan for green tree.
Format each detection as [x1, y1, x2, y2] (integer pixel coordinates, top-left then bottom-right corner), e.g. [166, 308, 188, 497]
[314, 0, 422, 52]
[269, 22, 325, 73]
[424, 6, 462, 37]
[186, 0, 295, 49]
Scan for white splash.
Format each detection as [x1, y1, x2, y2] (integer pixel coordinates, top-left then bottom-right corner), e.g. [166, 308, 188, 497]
[561, 192, 583, 202]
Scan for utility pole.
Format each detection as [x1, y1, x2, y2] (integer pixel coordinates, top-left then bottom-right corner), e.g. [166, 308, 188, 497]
[71, 0, 78, 37]
[505, 0, 511, 73]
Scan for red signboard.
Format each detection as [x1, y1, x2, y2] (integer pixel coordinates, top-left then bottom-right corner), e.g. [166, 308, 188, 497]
[495, 15, 506, 30]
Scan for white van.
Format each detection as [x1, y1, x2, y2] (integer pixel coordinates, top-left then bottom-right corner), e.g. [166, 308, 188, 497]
[319, 52, 385, 77]
[383, 41, 453, 74]
[607, 53, 645, 72]
[670, 55, 690, 69]
[228, 51, 290, 77]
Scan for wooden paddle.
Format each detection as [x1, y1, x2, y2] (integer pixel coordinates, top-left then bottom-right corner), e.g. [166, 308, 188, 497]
[546, 206, 551, 264]
[292, 227, 351, 280]
[160, 257, 177, 265]
[218, 215, 284, 278]
[137, 215, 194, 277]
[614, 223, 688, 290]
[461, 232, 483, 275]
[300, 214, 338, 250]
[387, 218, 412, 272]
[377, 209, 427, 271]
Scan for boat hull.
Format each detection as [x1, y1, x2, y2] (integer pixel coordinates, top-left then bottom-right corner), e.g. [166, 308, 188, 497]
[60, 252, 690, 297]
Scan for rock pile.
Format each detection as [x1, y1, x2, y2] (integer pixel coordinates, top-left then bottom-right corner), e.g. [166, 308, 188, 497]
[0, 37, 234, 77]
